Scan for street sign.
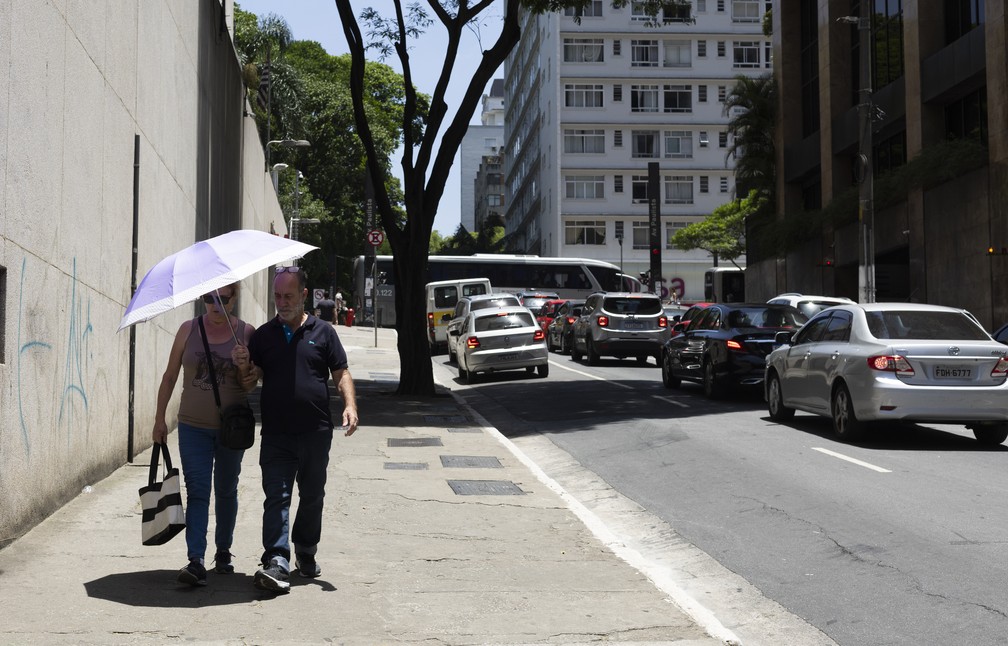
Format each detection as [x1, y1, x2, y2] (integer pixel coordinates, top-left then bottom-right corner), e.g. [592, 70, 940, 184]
[313, 288, 324, 307]
[367, 229, 384, 247]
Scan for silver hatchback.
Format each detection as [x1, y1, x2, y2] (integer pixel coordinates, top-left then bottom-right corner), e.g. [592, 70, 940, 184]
[764, 303, 1008, 445]
[452, 306, 549, 384]
[571, 292, 669, 366]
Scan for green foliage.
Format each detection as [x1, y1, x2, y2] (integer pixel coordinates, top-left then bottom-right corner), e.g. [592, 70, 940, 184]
[724, 74, 776, 201]
[672, 191, 766, 267]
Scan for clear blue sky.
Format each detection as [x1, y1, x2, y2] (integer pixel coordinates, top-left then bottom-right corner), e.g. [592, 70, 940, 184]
[235, 0, 504, 235]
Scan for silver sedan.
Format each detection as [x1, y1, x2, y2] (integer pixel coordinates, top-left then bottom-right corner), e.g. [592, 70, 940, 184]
[452, 306, 549, 384]
[764, 303, 1008, 445]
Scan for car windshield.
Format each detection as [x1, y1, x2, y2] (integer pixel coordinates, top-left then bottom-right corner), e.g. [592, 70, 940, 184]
[865, 310, 990, 340]
[603, 297, 662, 315]
[471, 297, 519, 311]
[726, 307, 807, 328]
[474, 312, 535, 332]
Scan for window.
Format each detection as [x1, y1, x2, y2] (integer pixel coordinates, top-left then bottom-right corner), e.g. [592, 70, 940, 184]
[732, 0, 761, 22]
[665, 221, 688, 248]
[664, 130, 692, 158]
[717, 41, 726, 57]
[733, 41, 761, 68]
[720, 176, 729, 193]
[665, 175, 693, 204]
[631, 39, 659, 67]
[663, 85, 692, 113]
[697, 40, 707, 57]
[717, 0, 725, 10]
[565, 175, 605, 199]
[631, 1, 652, 21]
[631, 175, 649, 203]
[614, 175, 624, 193]
[632, 221, 649, 249]
[765, 42, 772, 68]
[631, 85, 660, 112]
[718, 85, 727, 101]
[697, 0, 707, 10]
[664, 2, 693, 22]
[719, 131, 728, 148]
[614, 130, 623, 147]
[698, 85, 708, 102]
[487, 194, 503, 206]
[613, 39, 621, 56]
[663, 40, 691, 67]
[613, 84, 623, 102]
[631, 130, 659, 158]
[615, 220, 624, 242]
[699, 131, 709, 147]
[699, 176, 709, 193]
[564, 1, 602, 17]
[564, 129, 606, 153]
[564, 84, 604, 108]
[565, 220, 606, 245]
[564, 38, 604, 63]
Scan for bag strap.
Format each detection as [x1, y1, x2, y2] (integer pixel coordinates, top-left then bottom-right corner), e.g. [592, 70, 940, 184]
[197, 316, 223, 413]
[147, 442, 174, 485]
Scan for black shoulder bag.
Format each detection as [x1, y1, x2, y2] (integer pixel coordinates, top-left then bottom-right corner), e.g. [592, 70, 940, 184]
[198, 317, 256, 450]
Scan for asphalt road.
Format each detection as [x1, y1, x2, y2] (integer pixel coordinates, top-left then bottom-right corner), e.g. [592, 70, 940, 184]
[433, 350, 1008, 646]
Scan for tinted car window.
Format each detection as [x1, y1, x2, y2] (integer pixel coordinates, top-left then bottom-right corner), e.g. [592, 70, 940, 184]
[602, 297, 662, 315]
[821, 311, 853, 342]
[995, 324, 1008, 344]
[434, 286, 458, 308]
[725, 306, 806, 329]
[865, 310, 989, 340]
[471, 296, 520, 311]
[686, 308, 713, 331]
[475, 312, 535, 332]
[463, 284, 488, 297]
[797, 300, 842, 318]
[793, 315, 831, 344]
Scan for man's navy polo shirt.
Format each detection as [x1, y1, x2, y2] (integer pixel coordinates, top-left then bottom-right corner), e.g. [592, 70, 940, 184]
[248, 314, 348, 435]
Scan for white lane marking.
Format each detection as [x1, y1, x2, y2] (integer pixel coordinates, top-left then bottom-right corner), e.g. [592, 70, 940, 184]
[548, 357, 636, 390]
[653, 395, 689, 408]
[812, 447, 892, 473]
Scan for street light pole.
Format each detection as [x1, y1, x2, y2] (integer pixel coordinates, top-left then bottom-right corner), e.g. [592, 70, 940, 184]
[616, 234, 624, 283]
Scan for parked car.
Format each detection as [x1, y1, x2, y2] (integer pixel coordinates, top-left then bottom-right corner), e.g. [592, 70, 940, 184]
[663, 303, 690, 323]
[451, 306, 549, 383]
[570, 292, 669, 365]
[669, 302, 713, 338]
[662, 303, 807, 397]
[765, 303, 1008, 444]
[767, 293, 855, 318]
[445, 293, 522, 363]
[993, 321, 1008, 345]
[516, 291, 560, 312]
[546, 299, 585, 354]
[535, 299, 567, 332]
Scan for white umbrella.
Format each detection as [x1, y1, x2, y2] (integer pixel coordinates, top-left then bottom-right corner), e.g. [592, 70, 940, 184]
[118, 229, 317, 331]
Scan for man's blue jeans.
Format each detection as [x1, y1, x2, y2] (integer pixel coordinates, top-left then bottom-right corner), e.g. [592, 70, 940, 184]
[259, 431, 332, 569]
[177, 422, 245, 562]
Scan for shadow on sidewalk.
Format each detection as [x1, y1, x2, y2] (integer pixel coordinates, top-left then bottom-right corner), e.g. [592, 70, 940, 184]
[83, 570, 336, 606]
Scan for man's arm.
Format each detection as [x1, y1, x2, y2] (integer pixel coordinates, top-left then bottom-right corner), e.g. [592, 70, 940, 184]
[332, 367, 358, 436]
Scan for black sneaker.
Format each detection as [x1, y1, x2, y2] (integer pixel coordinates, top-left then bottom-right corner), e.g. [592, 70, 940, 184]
[294, 554, 321, 578]
[213, 550, 234, 574]
[254, 558, 290, 593]
[178, 560, 207, 586]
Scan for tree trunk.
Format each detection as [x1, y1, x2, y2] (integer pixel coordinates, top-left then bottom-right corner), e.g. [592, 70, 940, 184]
[393, 222, 436, 396]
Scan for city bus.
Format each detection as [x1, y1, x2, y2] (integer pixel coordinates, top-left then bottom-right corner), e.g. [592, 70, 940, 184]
[703, 266, 746, 302]
[352, 254, 641, 327]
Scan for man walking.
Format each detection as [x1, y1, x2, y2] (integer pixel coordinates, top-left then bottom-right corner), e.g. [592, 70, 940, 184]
[234, 266, 359, 594]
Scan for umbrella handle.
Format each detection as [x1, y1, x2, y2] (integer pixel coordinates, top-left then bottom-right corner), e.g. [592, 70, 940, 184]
[214, 288, 241, 346]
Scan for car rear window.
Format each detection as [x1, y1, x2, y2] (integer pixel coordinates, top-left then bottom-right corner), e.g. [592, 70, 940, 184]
[726, 306, 807, 328]
[602, 297, 662, 315]
[471, 297, 520, 311]
[475, 312, 535, 332]
[865, 310, 990, 340]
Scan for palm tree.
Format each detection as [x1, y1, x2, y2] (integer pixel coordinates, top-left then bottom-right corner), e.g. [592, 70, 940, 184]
[724, 73, 776, 202]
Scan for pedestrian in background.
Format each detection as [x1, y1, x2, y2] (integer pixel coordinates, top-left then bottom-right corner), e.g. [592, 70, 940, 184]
[152, 282, 255, 587]
[317, 290, 336, 323]
[233, 266, 359, 594]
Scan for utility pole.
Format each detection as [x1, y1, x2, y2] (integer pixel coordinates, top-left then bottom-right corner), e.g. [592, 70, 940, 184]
[848, 2, 876, 303]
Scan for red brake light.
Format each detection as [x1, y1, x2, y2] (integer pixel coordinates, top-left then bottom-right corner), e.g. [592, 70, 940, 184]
[658, 316, 668, 328]
[726, 339, 744, 351]
[566, 316, 576, 325]
[466, 336, 481, 349]
[867, 355, 915, 376]
[597, 315, 609, 327]
[427, 312, 434, 328]
[992, 357, 1008, 377]
[533, 329, 545, 341]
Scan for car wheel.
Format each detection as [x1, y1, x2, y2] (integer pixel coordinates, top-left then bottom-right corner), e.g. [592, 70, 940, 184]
[586, 337, 600, 365]
[767, 372, 795, 421]
[537, 363, 549, 378]
[448, 345, 456, 364]
[661, 352, 681, 389]
[702, 360, 721, 399]
[973, 425, 1008, 446]
[559, 334, 567, 354]
[466, 367, 479, 385]
[831, 383, 863, 441]
[457, 361, 466, 381]
[570, 338, 582, 362]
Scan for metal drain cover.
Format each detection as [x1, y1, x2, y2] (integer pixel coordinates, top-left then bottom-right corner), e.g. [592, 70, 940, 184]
[387, 437, 443, 447]
[440, 456, 502, 469]
[447, 480, 525, 496]
[384, 462, 428, 470]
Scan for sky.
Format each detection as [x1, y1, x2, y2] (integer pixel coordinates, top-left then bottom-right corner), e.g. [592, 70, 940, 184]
[235, 0, 505, 236]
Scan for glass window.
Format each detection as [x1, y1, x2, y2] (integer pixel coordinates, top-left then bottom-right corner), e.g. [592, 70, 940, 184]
[564, 175, 605, 199]
[699, 175, 709, 193]
[564, 220, 606, 245]
[632, 221, 648, 249]
[614, 130, 623, 147]
[663, 40, 691, 66]
[631, 85, 660, 112]
[698, 84, 708, 102]
[563, 38, 605, 63]
[732, 0, 761, 22]
[733, 41, 761, 68]
[631, 175, 649, 203]
[564, 1, 603, 17]
[613, 84, 623, 102]
[865, 310, 989, 340]
[564, 129, 605, 153]
[434, 286, 459, 308]
[697, 40, 707, 57]
[614, 175, 624, 193]
[613, 39, 622, 56]
[793, 315, 831, 344]
[474, 311, 535, 332]
[822, 311, 853, 342]
[719, 131, 728, 148]
[631, 39, 659, 66]
[664, 130, 692, 158]
[665, 221, 687, 249]
[603, 296, 662, 314]
[564, 84, 604, 108]
[664, 85, 692, 112]
[664, 175, 693, 204]
[720, 176, 729, 193]
[632, 131, 660, 158]
[717, 41, 726, 57]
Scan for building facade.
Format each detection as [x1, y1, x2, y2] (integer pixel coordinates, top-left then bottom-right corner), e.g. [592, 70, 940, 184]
[460, 79, 505, 232]
[748, 0, 1008, 329]
[502, 1, 771, 301]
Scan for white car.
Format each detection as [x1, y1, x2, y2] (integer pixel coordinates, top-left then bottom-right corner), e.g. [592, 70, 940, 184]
[445, 293, 522, 363]
[764, 303, 1008, 445]
[452, 306, 549, 384]
[767, 293, 855, 318]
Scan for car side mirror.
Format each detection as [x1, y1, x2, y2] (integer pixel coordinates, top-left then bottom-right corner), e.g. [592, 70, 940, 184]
[775, 330, 793, 345]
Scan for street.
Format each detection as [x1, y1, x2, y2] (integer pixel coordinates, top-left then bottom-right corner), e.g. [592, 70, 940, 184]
[434, 352, 1008, 646]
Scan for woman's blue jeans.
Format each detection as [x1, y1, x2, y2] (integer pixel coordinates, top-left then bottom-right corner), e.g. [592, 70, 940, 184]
[259, 431, 332, 569]
[177, 422, 244, 562]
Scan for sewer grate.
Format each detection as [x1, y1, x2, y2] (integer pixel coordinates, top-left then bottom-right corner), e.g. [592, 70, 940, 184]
[447, 480, 525, 496]
[384, 462, 428, 470]
[423, 415, 471, 425]
[387, 437, 443, 447]
[440, 455, 502, 469]
[447, 427, 482, 434]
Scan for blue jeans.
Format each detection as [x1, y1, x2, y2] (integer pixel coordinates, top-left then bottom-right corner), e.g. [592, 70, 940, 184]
[259, 431, 332, 570]
[177, 422, 245, 562]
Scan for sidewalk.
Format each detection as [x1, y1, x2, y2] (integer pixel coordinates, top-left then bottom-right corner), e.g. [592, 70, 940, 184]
[0, 323, 723, 646]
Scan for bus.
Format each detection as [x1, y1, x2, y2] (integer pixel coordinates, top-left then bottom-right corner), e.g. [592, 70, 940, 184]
[703, 267, 746, 303]
[352, 254, 641, 327]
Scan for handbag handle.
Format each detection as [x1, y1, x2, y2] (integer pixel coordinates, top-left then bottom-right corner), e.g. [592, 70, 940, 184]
[148, 442, 174, 486]
[197, 316, 223, 414]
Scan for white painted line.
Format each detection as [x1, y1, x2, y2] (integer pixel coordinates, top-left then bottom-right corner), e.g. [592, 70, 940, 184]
[812, 447, 892, 473]
[653, 395, 689, 408]
[548, 357, 636, 390]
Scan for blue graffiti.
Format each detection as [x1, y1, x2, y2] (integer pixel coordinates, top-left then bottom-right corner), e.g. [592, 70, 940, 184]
[58, 257, 93, 437]
[17, 257, 52, 455]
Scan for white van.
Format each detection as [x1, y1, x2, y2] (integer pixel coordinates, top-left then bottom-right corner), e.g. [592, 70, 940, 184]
[426, 278, 492, 352]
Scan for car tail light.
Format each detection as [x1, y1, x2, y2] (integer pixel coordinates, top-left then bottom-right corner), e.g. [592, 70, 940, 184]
[466, 336, 481, 349]
[533, 329, 545, 342]
[566, 316, 576, 325]
[992, 357, 1008, 377]
[658, 316, 668, 328]
[597, 315, 609, 327]
[726, 339, 744, 352]
[867, 355, 915, 376]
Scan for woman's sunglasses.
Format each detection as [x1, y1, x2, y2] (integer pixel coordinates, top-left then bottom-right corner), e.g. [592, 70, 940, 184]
[202, 294, 231, 305]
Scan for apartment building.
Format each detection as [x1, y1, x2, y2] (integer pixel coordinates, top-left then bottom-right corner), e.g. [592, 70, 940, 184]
[460, 79, 506, 232]
[502, 0, 771, 301]
[749, 0, 1008, 328]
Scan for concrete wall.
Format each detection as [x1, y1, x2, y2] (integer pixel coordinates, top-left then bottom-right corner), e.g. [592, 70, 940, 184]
[0, 0, 286, 546]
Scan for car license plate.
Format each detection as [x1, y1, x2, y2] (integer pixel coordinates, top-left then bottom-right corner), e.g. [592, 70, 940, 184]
[934, 365, 972, 379]
[624, 322, 646, 330]
[499, 353, 518, 361]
